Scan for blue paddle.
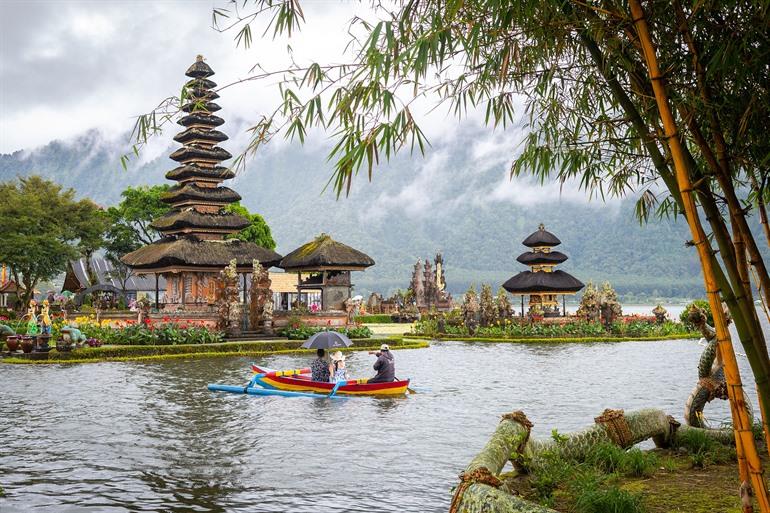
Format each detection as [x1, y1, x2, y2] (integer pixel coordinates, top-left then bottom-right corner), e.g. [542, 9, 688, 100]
[328, 380, 347, 397]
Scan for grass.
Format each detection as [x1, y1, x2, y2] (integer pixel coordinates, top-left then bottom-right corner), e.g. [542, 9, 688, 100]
[507, 435, 749, 513]
[1, 337, 429, 364]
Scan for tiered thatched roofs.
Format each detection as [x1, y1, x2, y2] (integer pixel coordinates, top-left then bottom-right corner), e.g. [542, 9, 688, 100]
[122, 56, 282, 273]
[503, 224, 584, 295]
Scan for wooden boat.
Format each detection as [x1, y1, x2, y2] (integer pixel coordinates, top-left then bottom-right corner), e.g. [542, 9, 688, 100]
[250, 364, 410, 396]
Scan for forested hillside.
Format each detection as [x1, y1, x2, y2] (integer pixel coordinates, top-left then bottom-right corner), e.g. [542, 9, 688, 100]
[4, 124, 759, 300]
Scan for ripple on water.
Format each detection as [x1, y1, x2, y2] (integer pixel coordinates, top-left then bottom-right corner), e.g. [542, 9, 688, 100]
[0, 339, 754, 512]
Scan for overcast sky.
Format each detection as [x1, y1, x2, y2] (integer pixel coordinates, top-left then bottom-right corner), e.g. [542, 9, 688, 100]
[0, 0, 382, 153]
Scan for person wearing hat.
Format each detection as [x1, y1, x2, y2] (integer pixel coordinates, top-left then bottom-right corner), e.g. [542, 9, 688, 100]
[368, 343, 395, 383]
[328, 351, 348, 383]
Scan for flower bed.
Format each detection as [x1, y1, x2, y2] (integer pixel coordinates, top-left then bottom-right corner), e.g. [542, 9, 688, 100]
[412, 317, 695, 339]
[67, 316, 223, 345]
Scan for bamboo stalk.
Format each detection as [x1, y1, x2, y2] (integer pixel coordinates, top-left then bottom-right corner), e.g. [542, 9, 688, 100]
[628, 1, 770, 510]
[749, 171, 770, 250]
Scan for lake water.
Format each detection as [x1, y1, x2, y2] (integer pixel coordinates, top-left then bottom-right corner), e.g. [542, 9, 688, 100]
[0, 337, 757, 513]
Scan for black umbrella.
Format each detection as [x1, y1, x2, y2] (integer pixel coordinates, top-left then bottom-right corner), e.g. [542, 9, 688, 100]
[301, 331, 353, 349]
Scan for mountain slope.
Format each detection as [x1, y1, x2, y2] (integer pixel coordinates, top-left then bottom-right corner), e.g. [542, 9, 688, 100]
[0, 125, 733, 300]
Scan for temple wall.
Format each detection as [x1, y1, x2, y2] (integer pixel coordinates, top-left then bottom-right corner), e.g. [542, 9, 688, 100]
[322, 286, 350, 311]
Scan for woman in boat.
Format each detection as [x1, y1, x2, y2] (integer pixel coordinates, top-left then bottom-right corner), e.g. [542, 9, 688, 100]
[329, 351, 348, 383]
[310, 348, 330, 382]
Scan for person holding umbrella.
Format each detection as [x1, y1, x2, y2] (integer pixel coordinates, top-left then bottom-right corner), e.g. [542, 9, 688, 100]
[302, 331, 353, 383]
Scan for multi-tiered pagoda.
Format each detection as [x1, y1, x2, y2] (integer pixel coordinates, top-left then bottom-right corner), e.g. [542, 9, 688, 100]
[502, 224, 584, 317]
[122, 56, 282, 309]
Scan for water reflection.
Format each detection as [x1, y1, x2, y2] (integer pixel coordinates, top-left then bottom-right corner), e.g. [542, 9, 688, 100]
[0, 339, 756, 513]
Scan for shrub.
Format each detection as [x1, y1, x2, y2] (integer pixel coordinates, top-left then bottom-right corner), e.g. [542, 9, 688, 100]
[75, 319, 223, 345]
[354, 314, 394, 323]
[278, 326, 372, 340]
[679, 299, 713, 329]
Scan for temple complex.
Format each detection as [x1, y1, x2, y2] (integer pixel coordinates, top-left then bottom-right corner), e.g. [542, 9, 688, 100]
[121, 56, 282, 309]
[502, 224, 584, 316]
[408, 253, 452, 311]
[278, 234, 374, 311]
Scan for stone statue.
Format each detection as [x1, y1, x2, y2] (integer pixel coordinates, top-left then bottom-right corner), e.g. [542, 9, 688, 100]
[40, 299, 52, 335]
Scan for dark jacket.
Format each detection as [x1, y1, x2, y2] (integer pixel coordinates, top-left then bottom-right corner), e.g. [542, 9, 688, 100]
[369, 351, 395, 383]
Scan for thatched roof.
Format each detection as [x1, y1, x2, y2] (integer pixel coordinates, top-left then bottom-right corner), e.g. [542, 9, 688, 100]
[181, 101, 221, 114]
[280, 234, 375, 271]
[169, 145, 232, 163]
[502, 270, 584, 294]
[174, 128, 228, 145]
[516, 251, 568, 265]
[185, 78, 216, 90]
[121, 237, 282, 270]
[151, 210, 250, 232]
[186, 56, 214, 78]
[165, 165, 235, 182]
[178, 113, 224, 128]
[522, 224, 561, 247]
[161, 184, 240, 205]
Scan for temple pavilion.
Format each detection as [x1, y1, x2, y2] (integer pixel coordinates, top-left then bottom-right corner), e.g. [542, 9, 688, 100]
[122, 56, 282, 309]
[502, 224, 584, 317]
[279, 234, 374, 311]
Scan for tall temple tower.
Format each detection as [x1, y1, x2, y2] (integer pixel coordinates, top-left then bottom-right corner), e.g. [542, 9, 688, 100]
[122, 56, 282, 309]
[502, 224, 584, 316]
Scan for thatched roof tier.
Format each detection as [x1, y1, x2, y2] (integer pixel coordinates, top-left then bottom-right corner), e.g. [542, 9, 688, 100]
[169, 145, 232, 164]
[173, 128, 228, 145]
[165, 165, 235, 182]
[522, 224, 561, 248]
[502, 270, 584, 294]
[186, 56, 215, 78]
[151, 210, 250, 233]
[280, 234, 375, 271]
[181, 101, 222, 114]
[516, 251, 569, 265]
[178, 113, 224, 128]
[121, 237, 282, 270]
[185, 77, 216, 90]
[162, 184, 240, 205]
[187, 89, 220, 101]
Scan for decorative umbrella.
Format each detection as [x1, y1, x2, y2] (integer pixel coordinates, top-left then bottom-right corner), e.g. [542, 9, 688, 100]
[301, 331, 353, 349]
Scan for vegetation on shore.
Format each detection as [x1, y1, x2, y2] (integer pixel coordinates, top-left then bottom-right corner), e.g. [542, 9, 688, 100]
[406, 334, 696, 344]
[1, 337, 424, 364]
[510, 428, 746, 512]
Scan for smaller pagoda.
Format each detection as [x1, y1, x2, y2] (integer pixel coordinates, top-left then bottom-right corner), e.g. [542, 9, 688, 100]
[502, 224, 584, 316]
[279, 234, 374, 311]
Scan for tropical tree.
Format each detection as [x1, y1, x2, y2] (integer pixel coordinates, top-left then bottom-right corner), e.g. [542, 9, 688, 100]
[0, 176, 105, 308]
[495, 287, 512, 320]
[106, 184, 170, 249]
[225, 202, 277, 249]
[130, 1, 770, 503]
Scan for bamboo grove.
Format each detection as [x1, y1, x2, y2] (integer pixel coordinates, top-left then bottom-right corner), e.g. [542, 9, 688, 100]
[130, 0, 770, 506]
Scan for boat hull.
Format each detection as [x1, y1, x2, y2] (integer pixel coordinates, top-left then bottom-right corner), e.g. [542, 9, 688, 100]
[251, 365, 409, 396]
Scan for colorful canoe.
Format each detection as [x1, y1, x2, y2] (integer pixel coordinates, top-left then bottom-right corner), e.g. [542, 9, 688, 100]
[250, 364, 410, 396]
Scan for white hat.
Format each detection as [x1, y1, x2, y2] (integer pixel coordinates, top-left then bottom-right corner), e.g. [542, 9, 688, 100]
[331, 350, 345, 361]
[380, 344, 390, 351]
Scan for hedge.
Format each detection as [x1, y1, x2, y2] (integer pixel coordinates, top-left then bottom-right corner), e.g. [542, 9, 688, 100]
[404, 333, 699, 344]
[355, 314, 396, 323]
[2, 337, 428, 364]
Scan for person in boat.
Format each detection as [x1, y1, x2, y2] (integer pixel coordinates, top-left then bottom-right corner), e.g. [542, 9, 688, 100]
[368, 344, 395, 383]
[329, 351, 348, 383]
[311, 348, 330, 382]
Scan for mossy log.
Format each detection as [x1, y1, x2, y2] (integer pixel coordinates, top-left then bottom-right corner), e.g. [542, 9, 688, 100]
[450, 408, 733, 513]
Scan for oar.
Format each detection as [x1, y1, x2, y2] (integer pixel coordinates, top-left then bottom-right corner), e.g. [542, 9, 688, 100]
[328, 380, 346, 397]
